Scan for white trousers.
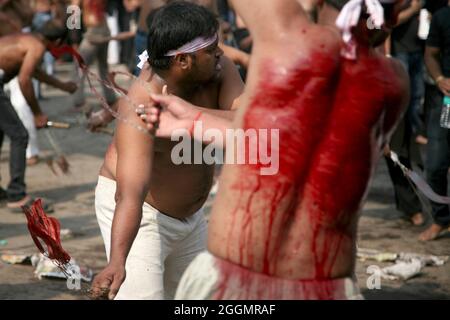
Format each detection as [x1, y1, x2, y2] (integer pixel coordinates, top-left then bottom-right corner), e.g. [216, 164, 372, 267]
[95, 176, 207, 300]
[8, 77, 39, 159]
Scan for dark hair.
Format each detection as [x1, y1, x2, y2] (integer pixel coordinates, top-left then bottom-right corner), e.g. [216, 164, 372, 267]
[37, 20, 68, 42]
[147, 1, 219, 70]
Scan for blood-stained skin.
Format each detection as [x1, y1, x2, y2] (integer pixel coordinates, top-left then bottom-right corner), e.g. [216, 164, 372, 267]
[216, 43, 406, 299]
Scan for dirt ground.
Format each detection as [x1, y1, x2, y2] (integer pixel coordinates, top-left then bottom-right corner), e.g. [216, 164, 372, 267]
[0, 64, 449, 300]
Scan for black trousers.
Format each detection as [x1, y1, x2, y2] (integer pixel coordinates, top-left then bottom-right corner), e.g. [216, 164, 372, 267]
[385, 155, 422, 217]
[0, 83, 28, 202]
[425, 85, 450, 227]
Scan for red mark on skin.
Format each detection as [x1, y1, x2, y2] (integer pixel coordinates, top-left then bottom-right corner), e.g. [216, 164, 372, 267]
[22, 199, 71, 265]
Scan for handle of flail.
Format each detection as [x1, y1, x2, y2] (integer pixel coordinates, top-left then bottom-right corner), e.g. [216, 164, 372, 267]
[47, 121, 71, 129]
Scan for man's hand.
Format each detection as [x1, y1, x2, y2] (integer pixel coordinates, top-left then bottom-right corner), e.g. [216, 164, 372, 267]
[410, 0, 423, 13]
[437, 77, 450, 96]
[61, 81, 78, 94]
[34, 113, 48, 129]
[137, 90, 199, 138]
[89, 263, 126, 300]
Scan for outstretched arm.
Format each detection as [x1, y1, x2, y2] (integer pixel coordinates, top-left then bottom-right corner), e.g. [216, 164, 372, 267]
[229, 0, 309, 42]
[18, 42, 48, 128]
[90, 73, 156, 300]
[33, 68, 78, 94]
[144, 92, 232, 149]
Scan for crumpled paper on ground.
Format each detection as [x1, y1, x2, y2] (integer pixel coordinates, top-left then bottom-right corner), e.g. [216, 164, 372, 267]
[380, 259, 423, 280]
[359, 247, 448, 281]
[398, 252, 448, 266]
[358, 248, 448, 266]
[1, 253, 32, 265]
[357, 248, 398, 262]
[31, 254, 93, 282]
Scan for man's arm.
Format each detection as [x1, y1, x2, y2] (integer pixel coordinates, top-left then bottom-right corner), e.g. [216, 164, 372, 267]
[396, 0, 422, 26]
[146, 93, 232, 148]
[18, 41, 48, 127]
[218, 56, 244, 111]
[220, 43, 250, 70]
[33, 68, 78, 94]
[90, 75, 155, 300]
[425, 46, 450, 96]
[424, 11, 450, 96]
[229, 0, 309, 42]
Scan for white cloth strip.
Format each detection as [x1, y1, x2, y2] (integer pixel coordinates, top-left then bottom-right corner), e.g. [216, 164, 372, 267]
[165, 33, 218, 57]
[137, 33, 218, 70]
[137, 50, 149, 70]
[335, 0, 385, 59]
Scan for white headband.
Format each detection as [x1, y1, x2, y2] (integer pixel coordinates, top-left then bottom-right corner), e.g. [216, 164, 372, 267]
[335, 0, 387, 59]
[165, 33, 218, 56]
[137, 33, 218, 70]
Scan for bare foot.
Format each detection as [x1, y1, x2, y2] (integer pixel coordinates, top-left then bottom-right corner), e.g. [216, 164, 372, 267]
[419, 224, 445, 241]
[26, 155, 39, 166]
[411, 212, 425, 226]
[415, 135, 428, 145]
[6, 195, 31, 209]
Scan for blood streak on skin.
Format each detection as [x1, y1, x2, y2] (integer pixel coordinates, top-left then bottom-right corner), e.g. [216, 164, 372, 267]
[216, 45, 405, 299]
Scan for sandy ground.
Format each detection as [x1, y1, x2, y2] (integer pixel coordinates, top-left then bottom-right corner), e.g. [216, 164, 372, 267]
[0, 64, 449, 300]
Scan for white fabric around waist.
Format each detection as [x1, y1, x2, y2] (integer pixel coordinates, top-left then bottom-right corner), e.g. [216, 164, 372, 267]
[176, 251, 364, 300]
[95, 175, 204, 225]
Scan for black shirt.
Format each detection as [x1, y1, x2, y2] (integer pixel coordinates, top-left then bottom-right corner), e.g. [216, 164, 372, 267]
[392, 13, 423, 54]
[427, 6, 450, 77]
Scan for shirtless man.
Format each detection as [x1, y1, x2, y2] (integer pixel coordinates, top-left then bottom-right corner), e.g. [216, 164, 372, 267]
[89, 2, 243, 300]
[142, 0, 408, 299]
[72, 0, 117, 110]
[87, 0, 248, 130]
[0, 21, 77, 211]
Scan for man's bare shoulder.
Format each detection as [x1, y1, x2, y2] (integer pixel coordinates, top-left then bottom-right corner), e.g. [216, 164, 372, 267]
[306, 24, 342, 55]
[130, 66, 163, 101]
[218, 55, 239, 82]
[269, 23, 342, 65]
[21, 34, 46, 48]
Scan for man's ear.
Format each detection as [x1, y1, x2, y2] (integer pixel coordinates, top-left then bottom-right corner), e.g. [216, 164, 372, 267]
[174, 54, 192, 70]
